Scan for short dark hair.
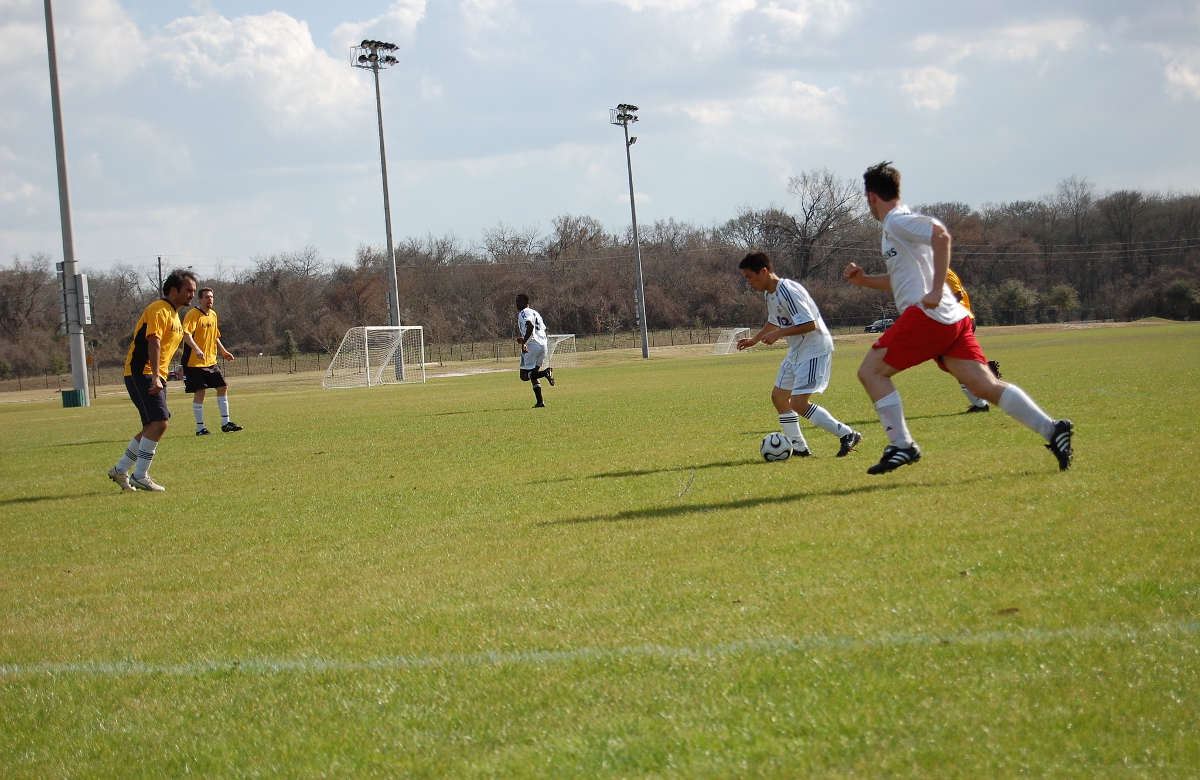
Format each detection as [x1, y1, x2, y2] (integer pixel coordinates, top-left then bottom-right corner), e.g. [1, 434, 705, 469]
[198, 287, 214, 298]
[515, 293, 530, 306]
[738, 252, 772, 273]
[863, 161, 901, 201]
[163, 269, 198, 297]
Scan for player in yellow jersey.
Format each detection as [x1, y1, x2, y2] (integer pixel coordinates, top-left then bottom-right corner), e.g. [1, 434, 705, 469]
[181, 288, 241, 435]
[945, 269, 1002, 413]
[107, 269, 197, 492]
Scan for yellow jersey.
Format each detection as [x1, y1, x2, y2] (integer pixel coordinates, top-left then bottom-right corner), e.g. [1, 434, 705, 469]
[182, 306, 221, 368]
[124, 299, 184, 379]
[945, 269, 973, 317]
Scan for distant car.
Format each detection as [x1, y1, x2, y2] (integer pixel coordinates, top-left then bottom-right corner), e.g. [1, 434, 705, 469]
[864, 318, 895, 333]
[167, 367, 183, 381]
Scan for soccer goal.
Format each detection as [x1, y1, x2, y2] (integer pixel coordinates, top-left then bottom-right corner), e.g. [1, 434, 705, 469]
[712, 327, 751, 355]
[322, 326, 426, 389]
[545, 334, 579, 368]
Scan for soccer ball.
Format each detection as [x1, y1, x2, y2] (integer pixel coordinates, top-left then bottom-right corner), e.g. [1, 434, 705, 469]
[760, 432, 792, 462]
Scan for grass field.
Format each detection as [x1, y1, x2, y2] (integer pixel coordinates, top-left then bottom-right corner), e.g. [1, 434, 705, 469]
[1, 321, 1198, 778]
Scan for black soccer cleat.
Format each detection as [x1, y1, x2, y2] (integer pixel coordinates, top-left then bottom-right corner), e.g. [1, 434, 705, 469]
[545, 367, 555, 386]
[866, 443, 922, 475]
[532, 402, 546, 408]
[836, 430, 862, 457]
[792, 447, 811, 458]
[988, 360, 1002, 379]
[964, 403, 990, 413]
[221, 422, 243, 432]
[196, 427, 212, 436]
[1046, 419, 1073, 471]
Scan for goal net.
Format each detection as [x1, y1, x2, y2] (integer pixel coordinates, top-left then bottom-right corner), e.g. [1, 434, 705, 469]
[545, 334, 578, 368]
[712, 327, 751, 355]
[322, 326, 426, 389]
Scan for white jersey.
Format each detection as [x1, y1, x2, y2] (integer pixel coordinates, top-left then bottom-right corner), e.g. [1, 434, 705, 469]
[765, 278, 834, 362]
[517, 307, 548, 347]
[881, 205, 970, 325]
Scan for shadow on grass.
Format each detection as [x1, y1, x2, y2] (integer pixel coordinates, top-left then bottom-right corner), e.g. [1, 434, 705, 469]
[428, 408, 516, 417]
[533, 458, 753, 484]
[38, 439, 128, 449]
[536, 482, 907, 526]
[0, 491, 110, 506]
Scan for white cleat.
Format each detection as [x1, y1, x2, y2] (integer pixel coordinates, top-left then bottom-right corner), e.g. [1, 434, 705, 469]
[108, 467, 136, 491]
[129, 474, 166, 492]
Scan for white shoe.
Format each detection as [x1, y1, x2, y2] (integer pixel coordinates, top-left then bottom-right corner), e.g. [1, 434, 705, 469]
[108, 467, 136, 491]
[129, 474, 166, 492]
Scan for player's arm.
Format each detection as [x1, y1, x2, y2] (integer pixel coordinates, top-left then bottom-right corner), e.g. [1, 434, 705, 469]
[516, 322, 534, 352]
[761, 320, 816, 345]
[216, 338, 234, 361]
[737, 322, 775, 351]
[181, 331, 205, 363]
[922, 224, 953, 309]
[147, 334, 163, 394]
[842, 263, 892, 290]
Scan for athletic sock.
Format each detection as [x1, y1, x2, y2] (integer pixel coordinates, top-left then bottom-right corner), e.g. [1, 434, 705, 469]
[779, 411, 808, 451]
[193, 402, 205, 431]
[217, 396, 230, 425]
[874, 391, 914, 448]
[960, 385, 988, 408]
[116, 437, 139, 473]
[532, 381, 544, 404]
[803, 404, 851, 438]
[997, 384, 1056, 440]
[133, 438, 159, 480]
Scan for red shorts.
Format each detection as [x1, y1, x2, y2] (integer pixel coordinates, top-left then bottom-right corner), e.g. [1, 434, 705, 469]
[872, 306, 986, 372]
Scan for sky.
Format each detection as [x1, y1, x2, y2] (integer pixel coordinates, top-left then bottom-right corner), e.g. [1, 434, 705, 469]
[2, 0, 1199, 277]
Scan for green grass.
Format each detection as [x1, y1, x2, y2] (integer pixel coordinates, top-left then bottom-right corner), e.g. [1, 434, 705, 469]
[1, 322, 1198, 778]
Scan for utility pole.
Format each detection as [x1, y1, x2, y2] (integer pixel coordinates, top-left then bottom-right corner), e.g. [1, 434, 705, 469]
[44, 0, 89, 405]
[610, 103, 649, 359]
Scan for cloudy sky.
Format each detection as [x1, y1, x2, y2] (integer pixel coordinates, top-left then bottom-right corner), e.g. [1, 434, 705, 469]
[3, 0, 1199, 277]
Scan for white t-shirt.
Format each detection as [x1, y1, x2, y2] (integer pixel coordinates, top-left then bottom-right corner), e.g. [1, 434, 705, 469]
[881, 206, 970, 325]
[765, 278, 834, 362]
[517, 307, 548, 347]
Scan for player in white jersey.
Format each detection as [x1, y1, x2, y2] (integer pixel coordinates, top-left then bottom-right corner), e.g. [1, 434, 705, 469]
[737, 252, 862, 458]
[843, 162, 1073, 474]
[515, 293, 553, 408]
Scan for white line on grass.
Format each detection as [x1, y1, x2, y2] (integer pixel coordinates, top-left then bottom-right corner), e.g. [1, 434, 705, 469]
[2, 621, 1196, 679]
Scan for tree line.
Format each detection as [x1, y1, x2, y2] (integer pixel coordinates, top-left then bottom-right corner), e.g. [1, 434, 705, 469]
[3, 172, 1198, 378]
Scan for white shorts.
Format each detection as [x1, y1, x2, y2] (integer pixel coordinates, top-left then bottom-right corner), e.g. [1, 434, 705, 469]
[521, 340, 547, 371]
[776, 352, 832, 396]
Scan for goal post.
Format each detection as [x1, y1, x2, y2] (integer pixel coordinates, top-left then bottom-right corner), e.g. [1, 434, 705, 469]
[322, 326, 426, 389]
[712, 327, 751, 355]
[545, 334, 578, 368]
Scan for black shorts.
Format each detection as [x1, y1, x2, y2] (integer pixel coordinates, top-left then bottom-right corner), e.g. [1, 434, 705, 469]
[184, 364, 228, 394]
[125, 374, 171, 426]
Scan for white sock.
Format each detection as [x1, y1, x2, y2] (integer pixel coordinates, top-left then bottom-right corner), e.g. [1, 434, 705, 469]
[874, 391, 914, 448]
[998, 385, 1055, 440]
[779, 411, 808, 451]
[803, 404, 851, 438]
[217, 396, 230, 424]
[960, 385, 988, 408]
[133, 438, 159, 479]
[116, 437, 139, 473]
[193, 402, 205, 431]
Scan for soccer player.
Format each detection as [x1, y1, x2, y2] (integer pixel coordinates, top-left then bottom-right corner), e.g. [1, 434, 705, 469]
[737, 252, 862, 458]
[945, 268, 999, 413]
[107, 269, 197, 492]
[515, 293, 554, 408]
[181, 287, 242, 435]
[843, 162, 1073, 474]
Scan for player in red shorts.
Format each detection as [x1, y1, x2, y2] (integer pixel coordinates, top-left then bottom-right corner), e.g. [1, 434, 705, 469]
[843, 162, 1073, 474]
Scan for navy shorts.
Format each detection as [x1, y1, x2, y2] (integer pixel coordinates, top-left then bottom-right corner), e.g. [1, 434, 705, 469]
[184, 364, 228, 394]
[125, 374, 171, 426]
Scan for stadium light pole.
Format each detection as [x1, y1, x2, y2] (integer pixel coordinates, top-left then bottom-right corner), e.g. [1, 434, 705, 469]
[610, 104, 649, 359]
[352, 40, 402, 332]
[43, 0, 89, 406]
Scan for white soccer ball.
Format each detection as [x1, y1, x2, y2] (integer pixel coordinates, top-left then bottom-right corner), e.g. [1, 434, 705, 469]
[760, 432, 792, 462]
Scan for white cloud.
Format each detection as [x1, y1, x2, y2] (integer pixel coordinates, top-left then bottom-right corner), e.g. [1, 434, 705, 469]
[758, 0, 856, 37]
[154, 12, 367, 129]
[597, 0, 758, 52]
[1153, 45, 1200, 101]
[331, 0, 426, 51]
[900, 66, 959, 110]
[677, 73, 844, 128]
[914, 18, 1088, 64]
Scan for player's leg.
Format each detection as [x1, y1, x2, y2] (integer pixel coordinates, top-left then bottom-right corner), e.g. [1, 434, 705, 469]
[960, 383, 990, 412]
[790, 354, 861, 456]
[858, 347, 920, 474]
[111, 375, 152, 490]
[192, 386, 209, 434]
[525, 343, 548, 407]
[217, 383, 241, 432]
[127, 377, 170, 491]
[531, 363, 545, 407]
[772, 383, 809, 456]
[944, 357, 1073, 470]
